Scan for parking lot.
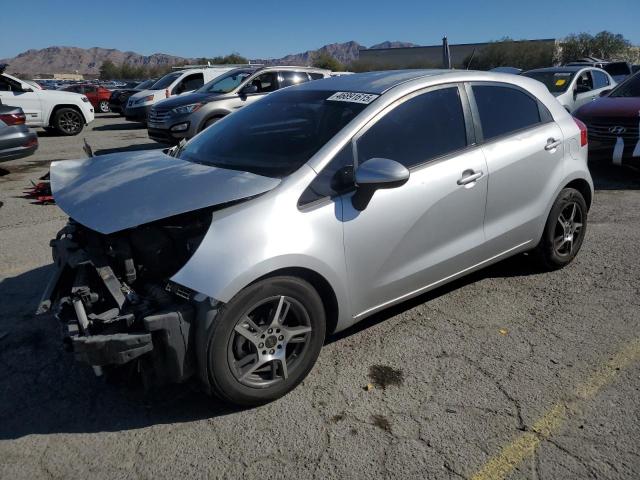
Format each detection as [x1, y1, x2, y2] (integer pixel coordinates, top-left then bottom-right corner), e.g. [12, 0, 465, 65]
[1, 113, 639, 479]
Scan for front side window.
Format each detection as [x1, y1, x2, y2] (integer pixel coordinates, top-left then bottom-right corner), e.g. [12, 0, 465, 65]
[279, 71, 310, 88]
[592, 70, 610, 89]
[575, 71, 594, 93]
[472, 85, 541, 141]
[357, 87, 467, 169]
[178, 90, 368, 178]
[179, 73, 204, 93]
[299, 144, 355, 206]
[249, 72, 278, 93]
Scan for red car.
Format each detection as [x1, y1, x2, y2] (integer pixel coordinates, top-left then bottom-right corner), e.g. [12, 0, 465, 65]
[59, 84, 112, 113]
[574, 71, 640, 167]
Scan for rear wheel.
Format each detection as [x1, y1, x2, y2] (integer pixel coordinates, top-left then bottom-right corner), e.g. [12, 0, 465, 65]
[52, 108, 84, 136]
[203, 276, 325, 406]
[98, 100, 110, 113]
[536, 187, 587, 269]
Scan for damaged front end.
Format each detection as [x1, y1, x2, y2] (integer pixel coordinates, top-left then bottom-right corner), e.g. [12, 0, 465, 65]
[37, 209, 215, 385]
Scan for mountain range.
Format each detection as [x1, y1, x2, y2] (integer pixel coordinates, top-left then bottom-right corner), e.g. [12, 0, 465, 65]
[0, 41, 419, 76]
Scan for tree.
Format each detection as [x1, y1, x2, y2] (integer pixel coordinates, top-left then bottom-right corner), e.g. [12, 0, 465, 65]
[99, 60, 118, 80]
[311, 52, 344, 71]
[463, 38, 555, 70]
[560, 31, 631, 63]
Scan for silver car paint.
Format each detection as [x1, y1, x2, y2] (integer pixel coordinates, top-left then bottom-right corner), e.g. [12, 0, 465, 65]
[166, 70, 592, 333]
[50, 150, 280, 234]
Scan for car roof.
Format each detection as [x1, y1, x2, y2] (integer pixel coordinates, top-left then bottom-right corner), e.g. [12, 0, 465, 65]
[294, 69, 449, 94]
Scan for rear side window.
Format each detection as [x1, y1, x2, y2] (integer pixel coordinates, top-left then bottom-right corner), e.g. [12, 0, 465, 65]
[472, 85, 541, 140]
[279, 71, 310, 88]
[357, 87, 467, 169]
[592, 70, 610, 89]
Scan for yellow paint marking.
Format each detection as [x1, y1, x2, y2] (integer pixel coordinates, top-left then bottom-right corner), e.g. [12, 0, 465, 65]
[470, 338, 640, 480]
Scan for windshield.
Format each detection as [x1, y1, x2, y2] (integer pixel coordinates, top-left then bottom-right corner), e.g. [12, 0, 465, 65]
[178, 90, 370, 178]
[522, 71, 576, 93]
[197, 69, 254, 94]
[151, 72, 182, 89]
[609, 72, 640, 98]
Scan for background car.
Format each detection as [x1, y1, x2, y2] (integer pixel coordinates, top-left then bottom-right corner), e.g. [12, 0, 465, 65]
[522, 66, 616, 112]
[59, 84, 113, 113]
[0, 100, 38, 162]
[108, 79, 156, 115]
[125, 66, 238, 123]
[0, 64, 94, 135]
[147, 66, 330, 144]
[41, 70, 592, 406]
[574, 71, 640, 166]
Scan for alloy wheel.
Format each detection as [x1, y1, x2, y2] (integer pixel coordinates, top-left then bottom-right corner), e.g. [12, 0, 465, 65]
[553, 201, 583, 257]
[59, 111, 82, 134]
[99, 100, 110, 113]
[227, 295, 312, 388]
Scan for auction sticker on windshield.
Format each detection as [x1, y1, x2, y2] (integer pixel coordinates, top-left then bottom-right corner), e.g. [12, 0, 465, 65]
[327, 92, 379, 104]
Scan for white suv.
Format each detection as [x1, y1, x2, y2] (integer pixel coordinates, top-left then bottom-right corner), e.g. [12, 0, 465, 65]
[124, 66, 238, 123]
[0, 66, 95, 136]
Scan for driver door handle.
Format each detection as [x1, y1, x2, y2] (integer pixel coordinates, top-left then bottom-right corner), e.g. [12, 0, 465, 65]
[545, 138, 562, 151]
[457, 169, 483, 185]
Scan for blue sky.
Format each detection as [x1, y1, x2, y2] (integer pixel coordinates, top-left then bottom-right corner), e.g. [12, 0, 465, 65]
[1, 0, 638, 59]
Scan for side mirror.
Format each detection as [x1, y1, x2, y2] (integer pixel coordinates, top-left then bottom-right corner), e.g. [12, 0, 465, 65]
[599, 89, 612, 97]
[352, 158, 409, 211]
[241, 84, 258, 95]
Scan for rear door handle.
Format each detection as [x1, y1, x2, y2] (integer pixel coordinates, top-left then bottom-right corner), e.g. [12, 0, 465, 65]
[457, 169, 483, 185]
[545, 138, 562, 151]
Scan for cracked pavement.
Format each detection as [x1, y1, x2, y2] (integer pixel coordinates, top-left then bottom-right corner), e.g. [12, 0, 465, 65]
[1, 115, 639, 479]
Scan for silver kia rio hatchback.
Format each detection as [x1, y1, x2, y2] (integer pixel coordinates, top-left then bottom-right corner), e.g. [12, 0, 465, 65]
[38, 70, 593, 406]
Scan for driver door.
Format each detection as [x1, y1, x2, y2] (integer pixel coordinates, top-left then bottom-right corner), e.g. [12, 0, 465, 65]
[340, 85, 488, 318]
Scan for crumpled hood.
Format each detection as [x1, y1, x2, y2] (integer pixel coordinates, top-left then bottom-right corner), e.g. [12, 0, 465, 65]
[50, 150, 281, 234]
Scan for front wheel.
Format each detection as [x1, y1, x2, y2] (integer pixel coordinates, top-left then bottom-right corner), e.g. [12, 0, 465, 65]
[536, 187, 588, 270]
[98, 100, 110, 113]
[203, 276, 326, 406]
[52, 108, 84, 136]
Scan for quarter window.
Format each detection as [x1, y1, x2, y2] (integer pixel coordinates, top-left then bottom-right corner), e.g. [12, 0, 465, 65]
[356, 87, 467, 169]
[472, 85, 541, 140]
[299, 144, 354, 206]
[309, 72, 325, 80]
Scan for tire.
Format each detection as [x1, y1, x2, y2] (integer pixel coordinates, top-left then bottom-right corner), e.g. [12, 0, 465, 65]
[536, 187, 588, 270]
[201, 116, 221, 132]
[98, 100, 110, 113]
[203, 276, 326, 406]
[52, 108, 84, 136]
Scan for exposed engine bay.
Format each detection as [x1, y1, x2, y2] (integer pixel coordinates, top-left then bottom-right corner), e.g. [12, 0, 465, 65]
[37, 207, 216, 385]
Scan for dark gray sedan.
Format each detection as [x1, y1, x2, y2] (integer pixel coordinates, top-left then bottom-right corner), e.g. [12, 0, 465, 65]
[0, 101, 38, 162]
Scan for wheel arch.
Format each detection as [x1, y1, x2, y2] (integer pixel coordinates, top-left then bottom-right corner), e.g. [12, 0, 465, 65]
[49, 104, 87, 126]
[199, 110, 229, 132]
[248, 267, 340, 337]
[564, 178, 592, 210]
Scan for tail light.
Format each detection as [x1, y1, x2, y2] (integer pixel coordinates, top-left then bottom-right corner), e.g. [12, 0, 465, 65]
[165, 89, 170, 98]
[0, 112, 26, 126]
[23, 137, 38, 148]
[573, 117, 588, 147]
